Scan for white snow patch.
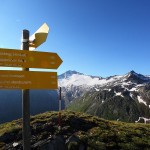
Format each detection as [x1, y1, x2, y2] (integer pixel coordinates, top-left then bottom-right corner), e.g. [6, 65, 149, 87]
[129, 87, 138, 91]
[13, 142, 19, 147]
[59, 74, 123, 87]
[122, 82, 130, 86]
[59, 74, 102, 87]
[127, 81, 132, 84]
[95, 88, 100, 91]
[103, 88, 111, 91]
[112, 75, 123, 80]
[121, 85, 125, 88]
[135, 117, 150, 124]
[122, 78, 127, 81]
[116, 92, 124, 97]
[130, 93, 133, 99]
[114, 91, 124, 97]
[137, 96, 147, 106]
[136, 84, 144, 87]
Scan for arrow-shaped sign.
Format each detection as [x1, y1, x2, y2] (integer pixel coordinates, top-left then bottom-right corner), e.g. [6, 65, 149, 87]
[0, 70, 58, 89]
[0, 48, 62, 69]
[29, 23, 49, 49]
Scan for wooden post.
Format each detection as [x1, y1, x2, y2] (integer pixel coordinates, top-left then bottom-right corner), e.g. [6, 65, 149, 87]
[21, 29, 31, 150]
[58, 87, 61, 128]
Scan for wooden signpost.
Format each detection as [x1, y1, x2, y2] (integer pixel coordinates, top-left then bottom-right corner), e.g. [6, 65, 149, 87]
[0, 23, 62, 150]
[21, 29, 30, 150]
[0, 48, 62, 69]
[0, 70, 58, 89]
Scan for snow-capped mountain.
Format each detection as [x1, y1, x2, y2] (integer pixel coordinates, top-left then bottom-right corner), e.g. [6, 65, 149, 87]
[59, 70, 102, 87]
[59, 70, 150, 122]
[58, 70, 103, 105]
[58, 70, 83, 80]
[59, 70, 150, 88]
[58, 70, 150, 104]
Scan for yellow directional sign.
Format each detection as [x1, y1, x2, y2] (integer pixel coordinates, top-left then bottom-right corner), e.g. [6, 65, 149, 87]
[29, 23, 49, 49]
[0, 70, 58, 89]
[0, 48, 62, 69]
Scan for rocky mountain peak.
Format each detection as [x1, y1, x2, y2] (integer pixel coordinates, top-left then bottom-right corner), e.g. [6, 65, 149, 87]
[125, 70, 150, 84]
[58, 70, 83, 79]
[128, 70, 137, 75]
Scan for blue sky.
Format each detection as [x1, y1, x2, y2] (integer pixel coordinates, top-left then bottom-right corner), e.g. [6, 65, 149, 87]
[0, 0, 150, 77]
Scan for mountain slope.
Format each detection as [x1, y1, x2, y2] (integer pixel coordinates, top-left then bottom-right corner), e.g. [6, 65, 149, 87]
[59, 70, 150, 122]
[58, 70, 103, 106]
[0, 111, 150, 150]
[59, 70, 150, 106]
[68, 86, 150, 122]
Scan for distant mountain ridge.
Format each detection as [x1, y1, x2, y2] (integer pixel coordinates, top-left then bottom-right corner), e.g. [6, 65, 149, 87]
[59, 70, 150, 87]
[58, 70, 150, 105]
[59, 70, 150, 122]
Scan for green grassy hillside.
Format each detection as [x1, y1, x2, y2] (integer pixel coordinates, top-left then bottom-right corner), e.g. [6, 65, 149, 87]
[0, 111, 150, 149]
[67, 88, 150, 123]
